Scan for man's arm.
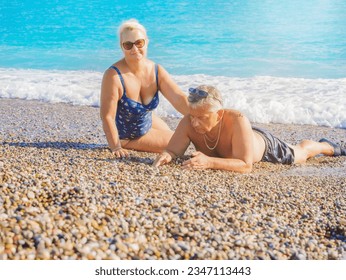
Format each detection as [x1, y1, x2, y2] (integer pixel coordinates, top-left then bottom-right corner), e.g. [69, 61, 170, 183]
[182, 114, 255, 173]
[182, 153, 252, 173]
[153, 117, 191, 167]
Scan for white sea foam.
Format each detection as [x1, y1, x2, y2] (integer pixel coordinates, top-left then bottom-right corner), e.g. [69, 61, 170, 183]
[1, 68, 345, 128]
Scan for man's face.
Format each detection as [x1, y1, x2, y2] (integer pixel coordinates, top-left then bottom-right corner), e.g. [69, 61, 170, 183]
[189, 105, 219, 134]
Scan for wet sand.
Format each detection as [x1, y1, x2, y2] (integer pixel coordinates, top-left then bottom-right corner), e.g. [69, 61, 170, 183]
[0, 98, 345, 259]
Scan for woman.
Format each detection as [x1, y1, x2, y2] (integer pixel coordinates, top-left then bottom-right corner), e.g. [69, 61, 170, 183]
[153, 85, 345, 173]
[100, 19, 189, 157]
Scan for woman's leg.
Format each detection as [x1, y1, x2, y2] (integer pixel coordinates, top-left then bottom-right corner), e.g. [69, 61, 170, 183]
[122, 128, 173, 153]
[292, 140, 334, 163]
[122, 113, 174, 153]
[151, 112, 173, 131]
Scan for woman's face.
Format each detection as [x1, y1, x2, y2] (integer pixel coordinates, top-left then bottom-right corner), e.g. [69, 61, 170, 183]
[121, 29, 148, 61]
[189, 105, 219, 134]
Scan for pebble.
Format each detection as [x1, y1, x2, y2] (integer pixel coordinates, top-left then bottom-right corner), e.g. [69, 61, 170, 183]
[0, 99, 345, 260]
[27, 191, 35, 199]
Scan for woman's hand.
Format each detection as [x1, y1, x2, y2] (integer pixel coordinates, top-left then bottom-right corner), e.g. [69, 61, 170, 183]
[112, 147, 129, 158]
[182, 151, 212, 170]
[152, 151, 173, 167]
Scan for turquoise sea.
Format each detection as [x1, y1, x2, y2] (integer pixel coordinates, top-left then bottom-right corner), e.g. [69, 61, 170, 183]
[1, 0, 346, 127]
[1, 0, 346, 77]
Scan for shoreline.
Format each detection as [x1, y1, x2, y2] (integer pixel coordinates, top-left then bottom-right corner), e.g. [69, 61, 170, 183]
[0, 98, 345, 260]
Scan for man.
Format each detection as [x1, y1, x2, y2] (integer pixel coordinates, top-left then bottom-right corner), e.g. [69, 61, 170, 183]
[153, 85, 345, 173]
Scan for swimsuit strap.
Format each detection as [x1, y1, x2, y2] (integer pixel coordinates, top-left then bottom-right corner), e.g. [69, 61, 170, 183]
[155, 64, 159, 89]
[110, 64, 158, 94]
[109, 66, 126, 95]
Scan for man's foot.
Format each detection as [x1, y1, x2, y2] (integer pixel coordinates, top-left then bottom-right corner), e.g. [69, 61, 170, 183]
[319, 138, 346, 156]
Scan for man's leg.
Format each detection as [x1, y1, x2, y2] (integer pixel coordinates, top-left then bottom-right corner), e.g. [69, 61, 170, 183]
[292, 140, 335, 163]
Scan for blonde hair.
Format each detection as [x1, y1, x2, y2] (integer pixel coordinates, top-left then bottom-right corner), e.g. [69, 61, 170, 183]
[188, 85, 223, 112]
[118, 19, 147, 40]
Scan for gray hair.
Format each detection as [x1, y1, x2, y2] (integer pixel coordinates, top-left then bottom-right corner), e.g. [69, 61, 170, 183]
[188, 85, 223, 112]
[118, 19, 147, 40]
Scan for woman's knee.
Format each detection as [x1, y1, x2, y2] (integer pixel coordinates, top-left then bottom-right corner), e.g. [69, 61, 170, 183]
[152, 114, 172, 131]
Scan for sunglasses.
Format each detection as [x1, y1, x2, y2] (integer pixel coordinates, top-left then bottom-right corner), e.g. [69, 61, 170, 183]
[188, 87, 209, 103]
[122, 39, 146, 50]
[189, 88, 209, 97]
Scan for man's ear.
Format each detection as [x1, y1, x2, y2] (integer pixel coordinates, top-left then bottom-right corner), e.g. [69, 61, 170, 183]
[217, 109, 223, 120]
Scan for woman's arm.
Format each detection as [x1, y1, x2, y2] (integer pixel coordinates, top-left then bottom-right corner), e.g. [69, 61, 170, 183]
[100, 68, 128, 157]
[157, 65, 189, 115]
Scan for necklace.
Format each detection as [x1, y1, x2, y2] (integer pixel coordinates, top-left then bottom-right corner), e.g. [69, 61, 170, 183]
[204, 132, 217, 142]
[203, 110, 224, 150]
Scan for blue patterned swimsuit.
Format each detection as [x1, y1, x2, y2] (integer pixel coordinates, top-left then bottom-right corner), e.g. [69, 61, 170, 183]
[109, 65, 160, 139]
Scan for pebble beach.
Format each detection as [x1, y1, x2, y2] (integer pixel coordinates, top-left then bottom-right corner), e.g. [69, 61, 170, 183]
[0, 98, 345, 260]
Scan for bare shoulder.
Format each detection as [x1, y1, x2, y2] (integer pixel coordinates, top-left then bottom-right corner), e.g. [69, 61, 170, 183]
[156, 63, 171, 78]
[103, 61, 122, 79]
[101, 64, 123, 100]
[178, 115, 191, 129]
[103, 68, 115, 81]
[223, 109, 251, 127]
[224, 109, 246, 118]
[104, 61, 127, 83]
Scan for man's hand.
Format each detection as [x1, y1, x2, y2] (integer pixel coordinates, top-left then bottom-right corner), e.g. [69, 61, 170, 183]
[182, 151, 212, 170]
[153, 151, 173, 167]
